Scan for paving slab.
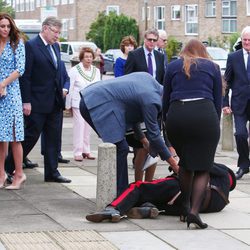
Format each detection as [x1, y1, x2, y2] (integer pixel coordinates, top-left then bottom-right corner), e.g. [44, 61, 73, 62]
[222, 229, 250, 245]
[101, 230, 175, 250]
[151, 229, 250, 250]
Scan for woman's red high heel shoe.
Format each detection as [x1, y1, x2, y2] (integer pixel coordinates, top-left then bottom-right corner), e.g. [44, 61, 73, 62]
[82, 153, 95, 160]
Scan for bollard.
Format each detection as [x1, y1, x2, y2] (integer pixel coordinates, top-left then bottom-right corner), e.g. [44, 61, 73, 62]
[96, 143, 117, 211]
[222, 113, 234, 151]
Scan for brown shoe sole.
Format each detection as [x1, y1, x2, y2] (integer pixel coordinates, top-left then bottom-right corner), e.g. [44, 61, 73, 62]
[86, 213, 121, 223]
[126, 207, 159, 219]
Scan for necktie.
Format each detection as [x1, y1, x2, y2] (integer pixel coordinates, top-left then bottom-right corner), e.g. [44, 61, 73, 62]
[148, 52, 153, 76]
[158, 48, 163, 54]
[247, 52, 250, 81]
[47, 45, 57, 68]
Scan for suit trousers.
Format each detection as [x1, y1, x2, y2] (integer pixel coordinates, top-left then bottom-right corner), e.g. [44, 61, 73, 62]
[5, 109, 61, 179]
[233, 113, 250, 169]
[41, 110, 63, 157]
[80, 98, 129, 195]
[72, 107, 91, 157]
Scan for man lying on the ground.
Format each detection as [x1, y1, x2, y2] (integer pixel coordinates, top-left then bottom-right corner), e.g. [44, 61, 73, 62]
[86, 163, 236, 223]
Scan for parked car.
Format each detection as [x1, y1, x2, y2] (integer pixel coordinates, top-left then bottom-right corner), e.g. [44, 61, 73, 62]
[206, 47, 228, 75]
[103, 49, 123, 74]
[60, 41, 97, 63]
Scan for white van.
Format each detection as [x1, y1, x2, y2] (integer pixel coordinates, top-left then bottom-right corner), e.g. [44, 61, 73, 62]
[60, 41, 97, 63]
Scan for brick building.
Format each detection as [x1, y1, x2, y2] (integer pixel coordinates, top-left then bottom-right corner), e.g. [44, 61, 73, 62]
[9, 0, 250, 45]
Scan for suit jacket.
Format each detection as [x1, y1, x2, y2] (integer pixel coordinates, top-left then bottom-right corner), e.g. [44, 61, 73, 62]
[223, 49, 250, 115]
[61, 61, 70, 91]
[20, 35, 65, 113]
[81, 72, 171, 160]
[124, 47, 165, 84]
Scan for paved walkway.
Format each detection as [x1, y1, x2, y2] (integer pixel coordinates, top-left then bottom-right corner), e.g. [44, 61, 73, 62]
[0, 113, 250, 249]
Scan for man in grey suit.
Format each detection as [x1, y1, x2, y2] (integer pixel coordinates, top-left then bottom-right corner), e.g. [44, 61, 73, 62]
[79, 72, 179, 195]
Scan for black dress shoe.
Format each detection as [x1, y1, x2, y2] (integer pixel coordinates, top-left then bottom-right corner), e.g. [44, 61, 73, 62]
[58, 156, 70, 164]
[235, 168, 249, 180]
[126, 206, 159, 219]
[86, 207, 121, 223]
[23, 157, 38, 169]
[45, 176, 71, 183]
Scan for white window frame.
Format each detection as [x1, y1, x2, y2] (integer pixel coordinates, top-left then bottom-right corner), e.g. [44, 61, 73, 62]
[68, 0, 74, 3]
[142, 6, 150, 21]
[222, 0, 237, 17]
[185, 4, 198, 35]
[69, 18, 75, 30]
[247, 0, 250, 15]
[61, 19, 68, 39]
[61, 0, 67, 4]
[205, 0, 216, 17]
[25, 0, 30, 11]
[53, 0, 60, 5]
[30, 0, 35, 10]
[106, 5, 120, 15]
[41, 0, 46, 7]
[20, 0, 24, 11]
[154, 6, 165, 30]
[222, 19, 237, 33]
[15, 0, 20, 12]
[36, 0, 40, 7]
[171, 5, 181, 20]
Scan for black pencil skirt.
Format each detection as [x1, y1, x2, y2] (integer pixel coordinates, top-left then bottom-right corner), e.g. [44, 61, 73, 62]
[165, 99, 220, 171]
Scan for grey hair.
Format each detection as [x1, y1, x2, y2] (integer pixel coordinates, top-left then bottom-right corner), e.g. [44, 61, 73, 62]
[42, 16, 62, 29]
[144, 28, 159, 39]
[158, 29, 167, 38]
[241, 26, 250, 37]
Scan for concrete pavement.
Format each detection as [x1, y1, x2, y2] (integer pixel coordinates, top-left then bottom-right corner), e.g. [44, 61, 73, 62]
[0, 74, 249, 249]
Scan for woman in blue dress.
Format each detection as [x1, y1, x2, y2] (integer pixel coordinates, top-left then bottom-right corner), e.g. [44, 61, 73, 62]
[114, 35, 137, 77]
[0, 13, 26, 189]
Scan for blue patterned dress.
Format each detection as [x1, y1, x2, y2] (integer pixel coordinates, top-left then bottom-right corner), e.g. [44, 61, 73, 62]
[0, 40, 25, 142]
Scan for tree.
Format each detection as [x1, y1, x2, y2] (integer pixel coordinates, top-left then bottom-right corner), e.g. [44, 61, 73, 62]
[86, 11, 107, 51]
[86, 12, 139, 52]
[0, 0, 15, 18]
[103, 12, 138, 51]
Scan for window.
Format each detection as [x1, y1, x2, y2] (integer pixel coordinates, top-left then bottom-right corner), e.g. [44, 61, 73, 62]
[222, 0, 236, 16]
[41, 0, 46, 7]
[106, 5, 119, 15]
[154, 6, 165, 30]
[60, 43, 68, 53]
[36, 0, 40, 7]
[222, 1, 237, 33]
[25, 0, 30, 11]
[171, 5, 181, 20]
[30, 0, 35, 10]
[20, 0, 24, 11]
[61, 0, 67, 4]
[205, 0, 216, 17]
[61, 19, 68, 39]
[222, 19, 237, 33]
[247, 0, 250, 15]
[53, 0, 60, 5]
[15, 0, 20, 11]
[185, 5, 198, 35]
[142, 6, 150, 21]
[69, 18, 75, 30]
[68, 0, 74, 3]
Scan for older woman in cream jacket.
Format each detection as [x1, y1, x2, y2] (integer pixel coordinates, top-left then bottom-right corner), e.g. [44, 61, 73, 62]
[66, 47, 100, 161]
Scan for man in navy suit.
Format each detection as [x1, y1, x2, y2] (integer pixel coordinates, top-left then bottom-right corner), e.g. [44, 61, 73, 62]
[6, 16, 71, 183]
[124, 28, 165, 84]
[79, 72, 179, 195]
[223, 26, 250, 180]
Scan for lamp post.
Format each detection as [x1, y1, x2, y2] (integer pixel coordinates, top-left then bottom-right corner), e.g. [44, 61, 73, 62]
[144, 0, 148, 31]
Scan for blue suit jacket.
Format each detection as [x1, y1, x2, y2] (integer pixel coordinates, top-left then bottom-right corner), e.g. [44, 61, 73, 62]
[81, 72, 171, 160]
[223, 49, 250, 115]
[20, 35, 65, 113]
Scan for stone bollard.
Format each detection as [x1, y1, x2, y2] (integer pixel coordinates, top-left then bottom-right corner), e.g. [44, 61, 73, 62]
[96, 143, 117, 211]
[222, 113, 234, 151]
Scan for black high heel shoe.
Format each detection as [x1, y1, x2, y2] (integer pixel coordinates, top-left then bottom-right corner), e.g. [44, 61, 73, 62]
[187, 213, 208, 229]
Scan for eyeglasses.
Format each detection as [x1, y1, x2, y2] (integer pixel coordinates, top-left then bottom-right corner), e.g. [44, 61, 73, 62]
[48, 26, 61, 35]
[146, 38, 158, 42]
